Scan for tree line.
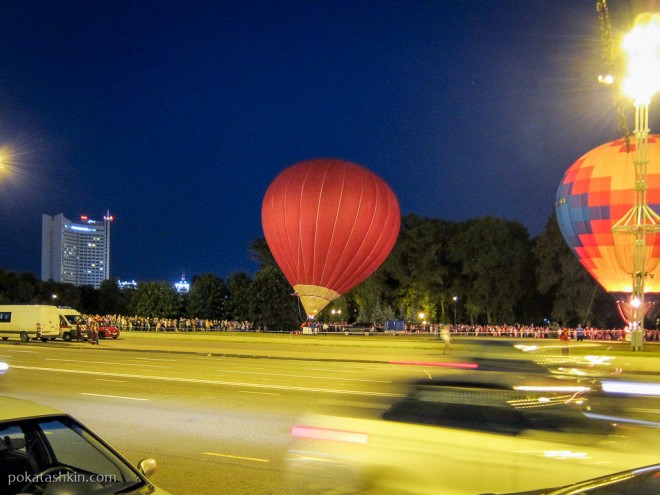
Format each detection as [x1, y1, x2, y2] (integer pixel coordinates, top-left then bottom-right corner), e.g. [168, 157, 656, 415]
[0, 213, 632, 331]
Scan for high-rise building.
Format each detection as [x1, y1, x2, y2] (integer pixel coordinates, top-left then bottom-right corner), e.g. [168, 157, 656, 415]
[41, 212, 113, 288]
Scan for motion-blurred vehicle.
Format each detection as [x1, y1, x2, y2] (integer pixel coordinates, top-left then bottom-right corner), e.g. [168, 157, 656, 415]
[288, 374, 660, 495]
[0, 395, 171, 494]
[485, 463, 660, 494]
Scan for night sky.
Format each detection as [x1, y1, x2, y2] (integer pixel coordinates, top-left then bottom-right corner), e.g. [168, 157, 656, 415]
[0, 0, 656, 284]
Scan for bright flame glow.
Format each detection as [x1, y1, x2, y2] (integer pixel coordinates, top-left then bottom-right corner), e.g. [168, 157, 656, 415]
[622, 16, 660, 104]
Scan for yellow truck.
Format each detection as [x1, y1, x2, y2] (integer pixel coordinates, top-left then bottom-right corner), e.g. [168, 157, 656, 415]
[0, 305, 62, 342]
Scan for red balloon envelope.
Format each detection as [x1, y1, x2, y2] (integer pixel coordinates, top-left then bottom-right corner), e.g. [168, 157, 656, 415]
[262, 158, 401, 317]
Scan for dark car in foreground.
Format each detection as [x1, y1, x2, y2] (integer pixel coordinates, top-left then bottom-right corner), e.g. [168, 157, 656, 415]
[288, 374, 660, 494]
[485, 463, 660, 494]
[0, 395, 171, 495]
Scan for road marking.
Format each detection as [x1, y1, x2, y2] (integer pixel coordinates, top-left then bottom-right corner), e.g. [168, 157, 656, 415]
[135, 357, 178, 362]
[203, 452, 269, 463]
[239, 390, 278, 395]
[81, 392, 148, 401]
[218, 369, 391, 383]
[11, 365, 403, 397]
[11, 350, 38, 353]
[95, 378, 127, 383]
[307, 368, 359, 374]
[46, 358, 170, 368]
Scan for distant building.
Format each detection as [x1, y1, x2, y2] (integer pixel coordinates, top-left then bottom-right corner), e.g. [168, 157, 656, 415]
[41, 212, 113, 289]
[117, 280, 138, 290]
[174, 273, 190, 294]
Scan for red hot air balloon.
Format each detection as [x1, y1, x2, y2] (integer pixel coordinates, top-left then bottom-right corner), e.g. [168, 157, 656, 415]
[262, 158, 401, 317]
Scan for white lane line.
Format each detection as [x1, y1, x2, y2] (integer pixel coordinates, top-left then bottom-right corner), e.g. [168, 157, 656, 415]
[217, 369, 391, 383]
[307, 368, 359, 374]
[203, 452, 269, 463]
[46, 358, 170, 368]
[95, 379, 127, 383]
[11, 365, 403, 397]
[239, 390, 278, 396]
[135, 357, 178, 362]
[10, 350, 38, 353]
[80, 393, 148, 401]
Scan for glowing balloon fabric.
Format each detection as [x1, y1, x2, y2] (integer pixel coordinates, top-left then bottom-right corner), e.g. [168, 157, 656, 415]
[556, 135, 660, 295]
[262, 158, 401, 317]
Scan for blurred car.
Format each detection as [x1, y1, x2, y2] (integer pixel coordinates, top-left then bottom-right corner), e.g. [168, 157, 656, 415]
[0, 395, 172, 495]
[485, 463, 660, 494]
[288, 374, 660, 495]
[343, 322, 383, 335]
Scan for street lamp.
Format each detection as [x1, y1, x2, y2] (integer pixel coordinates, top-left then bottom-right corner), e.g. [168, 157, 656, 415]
[612, 16, 660, 351]
[0, 146, 14, 181]
[452, 296, 458, 328]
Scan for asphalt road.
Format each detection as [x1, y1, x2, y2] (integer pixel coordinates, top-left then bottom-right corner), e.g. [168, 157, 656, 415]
[0, 340, 433, 494]
[0, 335, 658, 494]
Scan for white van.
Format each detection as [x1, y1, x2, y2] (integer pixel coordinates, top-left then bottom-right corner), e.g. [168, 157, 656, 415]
[0, 305, 61, 342]
[56, 307, 87, 341]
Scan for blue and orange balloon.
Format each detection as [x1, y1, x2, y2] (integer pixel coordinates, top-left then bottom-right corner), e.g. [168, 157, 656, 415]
[556, 136, 660, 308]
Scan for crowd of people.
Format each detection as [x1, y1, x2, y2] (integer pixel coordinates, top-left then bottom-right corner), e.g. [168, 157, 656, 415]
[82, 314, 660, 342]
[424, 323, 660, 342]
[84, 315, 255, 333]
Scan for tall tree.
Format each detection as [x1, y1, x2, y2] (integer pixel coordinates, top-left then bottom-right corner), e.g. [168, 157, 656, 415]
[187, 273, 227, 319]
[250, 265, 299, 331]
[384, 215, 456, 323]
[130, 281, 180, 318]
[224, 272, 253, 321]
[449, 217, 532, 324]
[534, 215, 608, 327]
[249, 237, 277, 268]
[98, 279, 127, 315]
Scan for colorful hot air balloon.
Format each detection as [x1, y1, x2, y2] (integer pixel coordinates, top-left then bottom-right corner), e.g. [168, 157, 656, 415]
[556, 135, 660, 320]
[262, 158, 401, 317]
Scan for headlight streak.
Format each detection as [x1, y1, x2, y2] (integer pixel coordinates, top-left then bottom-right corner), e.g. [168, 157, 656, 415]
[506, 393, 585, 409]
[584, 412, 660, 428]
[601, 380, 660, 396]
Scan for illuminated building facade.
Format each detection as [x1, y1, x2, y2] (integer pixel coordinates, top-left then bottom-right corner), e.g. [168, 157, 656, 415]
[41, 212, 113, 288]
[174, 273, 190, 293]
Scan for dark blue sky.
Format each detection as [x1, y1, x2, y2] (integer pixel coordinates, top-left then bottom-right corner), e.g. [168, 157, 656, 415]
[0, 0, 655, 283]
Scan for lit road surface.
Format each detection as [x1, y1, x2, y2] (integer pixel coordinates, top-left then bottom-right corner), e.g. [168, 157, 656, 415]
[0, 339, 658, 494]
[0, 343, 429, 494]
